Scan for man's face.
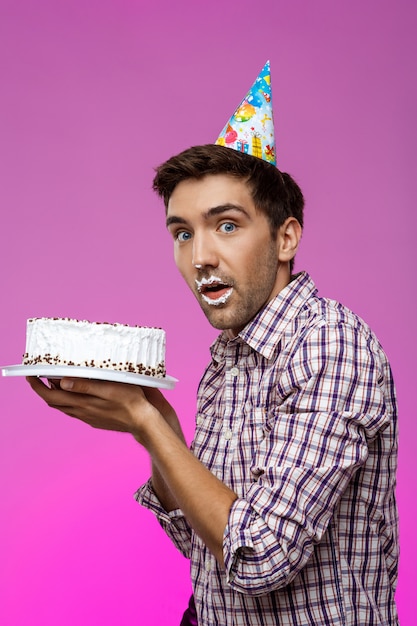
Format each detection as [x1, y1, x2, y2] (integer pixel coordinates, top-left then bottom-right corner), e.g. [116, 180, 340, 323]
[166, 174, 290, 336]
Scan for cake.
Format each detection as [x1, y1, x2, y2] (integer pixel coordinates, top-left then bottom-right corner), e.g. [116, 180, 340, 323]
[22, 317, 166, 378]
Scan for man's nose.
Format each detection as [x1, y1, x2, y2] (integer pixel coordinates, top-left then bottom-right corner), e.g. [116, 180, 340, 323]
[192, 233, 219, 269]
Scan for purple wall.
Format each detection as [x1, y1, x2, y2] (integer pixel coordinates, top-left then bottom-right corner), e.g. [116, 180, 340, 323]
[0, 1, 415, 624]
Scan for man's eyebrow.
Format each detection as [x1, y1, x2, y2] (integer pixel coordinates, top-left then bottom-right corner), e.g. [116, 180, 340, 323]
[166, 204, 250, 228]
[166, 215, 188, 228]
[205, 204, 250, 219]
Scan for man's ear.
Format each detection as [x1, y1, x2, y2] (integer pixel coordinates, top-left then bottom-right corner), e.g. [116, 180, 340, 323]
[276, 217, 302, 262]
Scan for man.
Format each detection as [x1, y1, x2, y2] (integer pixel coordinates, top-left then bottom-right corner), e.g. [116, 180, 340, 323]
[28, 61, 399, 624]
[28, 143, 399, 625]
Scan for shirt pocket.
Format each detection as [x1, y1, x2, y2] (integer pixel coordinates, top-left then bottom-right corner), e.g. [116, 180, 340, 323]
[228, 407, 269, 489]
[238, 406, 269, 450]
[247, 408, 282, 481]
[191, 412, 223, 466]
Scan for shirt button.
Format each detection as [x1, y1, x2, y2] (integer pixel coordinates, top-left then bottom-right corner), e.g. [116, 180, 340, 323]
[196, 416, 204, 426]
[223, 428, 233, 441]
[205, 560, 212, 572]
[229, 366, 239, 377]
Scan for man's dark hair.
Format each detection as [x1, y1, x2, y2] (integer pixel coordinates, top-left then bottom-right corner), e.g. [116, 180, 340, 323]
[153, 144, 304, 270]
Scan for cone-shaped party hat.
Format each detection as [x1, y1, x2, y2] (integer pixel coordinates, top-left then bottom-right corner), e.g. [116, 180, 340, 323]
[215, 60, 276, 165]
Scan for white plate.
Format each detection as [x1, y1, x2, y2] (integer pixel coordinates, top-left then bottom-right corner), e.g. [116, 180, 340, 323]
[1, 364, 178, 390]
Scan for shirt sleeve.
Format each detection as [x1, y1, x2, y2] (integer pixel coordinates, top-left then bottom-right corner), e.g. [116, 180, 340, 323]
[222, 320, 394, 595]
[134, 479, 193, 559]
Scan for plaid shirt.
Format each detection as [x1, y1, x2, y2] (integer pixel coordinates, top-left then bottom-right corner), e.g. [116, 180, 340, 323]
[136, 272, 399, 625]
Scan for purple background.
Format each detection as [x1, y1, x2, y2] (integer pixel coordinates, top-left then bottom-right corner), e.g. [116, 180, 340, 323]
[0, 1, 415, 624]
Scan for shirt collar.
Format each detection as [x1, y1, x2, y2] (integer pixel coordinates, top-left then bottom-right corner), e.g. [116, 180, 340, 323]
[210, 272, 317, 362]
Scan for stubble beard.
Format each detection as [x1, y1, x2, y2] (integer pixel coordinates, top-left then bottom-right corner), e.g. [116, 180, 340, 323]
[196, 244, 280, 332]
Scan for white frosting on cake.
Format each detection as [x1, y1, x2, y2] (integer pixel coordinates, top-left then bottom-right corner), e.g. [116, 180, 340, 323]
[23, 318, 166, 377]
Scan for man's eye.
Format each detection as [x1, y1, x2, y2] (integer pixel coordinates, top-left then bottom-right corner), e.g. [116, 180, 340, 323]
[176, 231, 192, 242]
[219, 222, 236, 233]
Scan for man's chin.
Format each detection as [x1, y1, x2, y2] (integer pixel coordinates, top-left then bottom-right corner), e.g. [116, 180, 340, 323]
[200, 305, 245, 334]
[200, 305, 230, 329]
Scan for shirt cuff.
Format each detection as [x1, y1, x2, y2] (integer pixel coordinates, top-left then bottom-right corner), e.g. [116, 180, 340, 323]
[223, 497, 255, 583]
[134, 478, 184, 524]
[135, 479, 193, 559]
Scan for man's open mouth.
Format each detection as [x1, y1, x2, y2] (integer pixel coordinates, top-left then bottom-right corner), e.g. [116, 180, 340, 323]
[195, 276, 234, 306]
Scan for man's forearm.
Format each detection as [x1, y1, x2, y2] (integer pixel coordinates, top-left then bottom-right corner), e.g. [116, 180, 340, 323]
[25, 375, 234, 564]
[140, 411, 238, 567]
[151, 462, 181, 511]
[149, 403, 189, 512]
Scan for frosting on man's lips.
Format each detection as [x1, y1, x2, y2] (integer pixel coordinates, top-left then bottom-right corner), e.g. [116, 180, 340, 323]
[195, 275, 234, 306]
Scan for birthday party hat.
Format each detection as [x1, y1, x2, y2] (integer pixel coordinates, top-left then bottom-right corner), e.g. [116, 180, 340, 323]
[215, 60, 276, 165]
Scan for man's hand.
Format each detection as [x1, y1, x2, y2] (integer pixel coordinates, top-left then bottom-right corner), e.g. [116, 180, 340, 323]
[26, 376, 168, 444]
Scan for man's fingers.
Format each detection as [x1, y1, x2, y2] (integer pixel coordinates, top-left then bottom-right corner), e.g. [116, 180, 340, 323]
[26, 376, 78, 408]
[26, 376, 106, 422]
[28, 375, 129, 399]
[27, 375, 58, 397]
[59, 377, 146, 402]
